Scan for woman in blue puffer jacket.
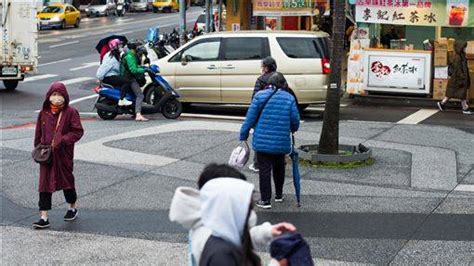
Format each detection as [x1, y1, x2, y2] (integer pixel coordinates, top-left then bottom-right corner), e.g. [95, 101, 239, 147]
[240, 72, 300, 209]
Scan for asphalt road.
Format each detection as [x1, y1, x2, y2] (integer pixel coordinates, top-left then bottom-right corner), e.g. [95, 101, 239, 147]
[1, 9, 473, 264]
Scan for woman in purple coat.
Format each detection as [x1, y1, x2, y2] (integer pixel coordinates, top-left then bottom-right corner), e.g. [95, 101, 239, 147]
[33, 82, 84, 229]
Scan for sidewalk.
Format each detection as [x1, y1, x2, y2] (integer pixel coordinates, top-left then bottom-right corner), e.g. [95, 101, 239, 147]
[1, 118, 473, 264]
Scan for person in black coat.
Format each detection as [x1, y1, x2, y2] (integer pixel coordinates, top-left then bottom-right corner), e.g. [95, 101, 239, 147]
[249, 56, 278, 173]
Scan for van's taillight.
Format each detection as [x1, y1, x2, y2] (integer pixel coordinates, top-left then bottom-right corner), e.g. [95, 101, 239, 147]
[322, 58, 331, 74]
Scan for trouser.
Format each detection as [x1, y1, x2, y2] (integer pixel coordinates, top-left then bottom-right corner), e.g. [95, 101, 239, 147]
[257, 152, 286, 202]
[252, 153, 259, 168]
[39, 189, 77, 211]
[130, 80, 144, 114]
[103, 75, 131, 100]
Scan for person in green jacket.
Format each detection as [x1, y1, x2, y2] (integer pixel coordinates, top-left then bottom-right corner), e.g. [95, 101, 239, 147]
[121, 42, 148, 121]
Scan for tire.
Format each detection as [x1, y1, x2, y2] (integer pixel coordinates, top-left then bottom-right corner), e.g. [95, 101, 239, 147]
[153, 7, 157, 13]
[74, 18, 80, 28]
[61, 20, 67, 29]
[162, 98, 182, 119]
[96, 98, 118, 120]
[298, 104, 310, 111]
[3, 80, 18, 91]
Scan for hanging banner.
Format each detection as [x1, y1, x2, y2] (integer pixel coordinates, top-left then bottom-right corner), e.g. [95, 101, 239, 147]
[355, 0, 474, 27]
[253, 0, 318, 16]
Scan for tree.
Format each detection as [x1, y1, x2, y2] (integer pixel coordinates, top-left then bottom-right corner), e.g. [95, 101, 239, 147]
[318, 0, 346, 154]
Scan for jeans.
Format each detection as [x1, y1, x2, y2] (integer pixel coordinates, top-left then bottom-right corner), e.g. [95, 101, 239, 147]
[257, 152, 286, 202]
[130, 79, 144, 114]
[39, 189, 77, 211]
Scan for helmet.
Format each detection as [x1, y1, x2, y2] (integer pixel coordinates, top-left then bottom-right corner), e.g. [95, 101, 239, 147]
[108, 39, 122, 50]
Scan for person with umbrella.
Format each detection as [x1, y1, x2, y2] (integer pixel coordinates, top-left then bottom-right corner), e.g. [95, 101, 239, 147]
[240, 72, 300, 209]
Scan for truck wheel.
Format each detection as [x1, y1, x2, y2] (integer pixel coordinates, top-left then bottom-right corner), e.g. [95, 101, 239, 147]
[3, 80, 18, 91]
[74, 18, 80, 28]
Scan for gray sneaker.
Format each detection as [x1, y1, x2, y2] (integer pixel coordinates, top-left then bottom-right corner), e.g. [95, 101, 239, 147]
[462, 108, 473, 115]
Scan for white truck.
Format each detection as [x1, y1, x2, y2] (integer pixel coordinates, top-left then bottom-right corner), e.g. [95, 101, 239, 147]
[0, 0, 40, 91]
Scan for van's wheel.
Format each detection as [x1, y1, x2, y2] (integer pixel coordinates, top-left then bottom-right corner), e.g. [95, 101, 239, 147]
[3, 80, 18, 91]
[162, 98, 182, 119]
[74, 18, 80, 28]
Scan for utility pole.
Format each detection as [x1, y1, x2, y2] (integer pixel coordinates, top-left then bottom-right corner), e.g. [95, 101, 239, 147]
[179, 0, 186, 46]
[205, 0, 211, 33]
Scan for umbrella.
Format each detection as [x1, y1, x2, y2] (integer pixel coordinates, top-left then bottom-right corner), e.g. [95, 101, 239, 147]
[290, 133, 301, 207]
[95, 35, 128, 53]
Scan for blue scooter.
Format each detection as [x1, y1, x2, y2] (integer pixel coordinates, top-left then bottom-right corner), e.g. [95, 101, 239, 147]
[94, 64, 182, 120]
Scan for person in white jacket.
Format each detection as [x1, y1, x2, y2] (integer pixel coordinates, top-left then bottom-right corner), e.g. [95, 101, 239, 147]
[169, 164, 296, 265]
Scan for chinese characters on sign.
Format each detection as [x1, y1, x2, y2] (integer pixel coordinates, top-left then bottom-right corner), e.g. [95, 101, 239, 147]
[253, 0, 316, 16]
[368, 55, 426, 90]
[355, 0, 472, 26]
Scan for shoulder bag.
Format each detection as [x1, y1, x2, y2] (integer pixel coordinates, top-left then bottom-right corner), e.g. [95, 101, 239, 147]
[32, 112, 62, 165]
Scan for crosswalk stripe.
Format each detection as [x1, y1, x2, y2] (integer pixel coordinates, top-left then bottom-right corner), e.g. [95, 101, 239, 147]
[454, 184, 474, 192]
[69, 94, 99, 105]
[62, 77, 95, 85]
[397, 109, 439, 124]
[23, 74, 58, 83]
[38, 58, 72, 67]
[49, 40, 80, 48]
[70, 62, 100, 71]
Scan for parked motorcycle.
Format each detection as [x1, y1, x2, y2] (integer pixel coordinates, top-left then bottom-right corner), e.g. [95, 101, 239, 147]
[94, 64, 182, 120]
[116, 3, 126, 16]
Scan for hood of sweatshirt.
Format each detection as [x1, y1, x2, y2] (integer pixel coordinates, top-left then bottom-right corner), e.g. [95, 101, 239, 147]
[200, 178, 254, 248]
[169, 187, 202, 229]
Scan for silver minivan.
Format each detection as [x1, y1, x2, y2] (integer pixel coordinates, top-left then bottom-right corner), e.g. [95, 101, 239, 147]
[153, 31, 331, 109]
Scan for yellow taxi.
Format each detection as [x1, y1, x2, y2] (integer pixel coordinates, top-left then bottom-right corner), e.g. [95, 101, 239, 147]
[37, 3, 81, 30]
[152, 0, 179, 13]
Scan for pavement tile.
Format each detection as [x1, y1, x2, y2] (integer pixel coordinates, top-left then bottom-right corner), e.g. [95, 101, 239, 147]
[104, 130, 236, 159]
[391, 240, 474, 265]
[302, 148, 411, 187]
[374, 124, 474, 179]
[460, 169, 474, 184]
[78, 173, 194, 210]
[1, 158, 144, 209]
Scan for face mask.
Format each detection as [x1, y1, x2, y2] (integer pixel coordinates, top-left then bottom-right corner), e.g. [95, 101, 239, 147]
[50, 95, 65, 106]
[248, 210, 257, 227]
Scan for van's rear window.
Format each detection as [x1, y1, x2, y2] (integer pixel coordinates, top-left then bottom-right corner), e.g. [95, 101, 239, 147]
[277, 37, 330, 59]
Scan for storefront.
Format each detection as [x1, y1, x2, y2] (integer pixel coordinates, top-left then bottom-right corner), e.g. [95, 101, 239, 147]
[347, 0, 474, 100]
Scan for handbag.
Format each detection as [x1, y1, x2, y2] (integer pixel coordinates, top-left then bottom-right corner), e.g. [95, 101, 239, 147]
[32, 112, 62, 165]
[228, 141, 250, 168]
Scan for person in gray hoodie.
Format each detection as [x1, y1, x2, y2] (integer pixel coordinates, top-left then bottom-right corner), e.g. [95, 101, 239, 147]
[169, 164, 296, 265]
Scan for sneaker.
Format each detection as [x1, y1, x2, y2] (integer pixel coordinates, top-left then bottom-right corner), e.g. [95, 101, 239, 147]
[256, 200, 271, 209]
[437, 102, 445, 111]
[462, 108, 473, 115]
[33, 219, 50, 229]
[64, 209, 78, 221]
[118, 99, 133, 106]
[248, 163, 259, 173]
[275, 194, 285, 203]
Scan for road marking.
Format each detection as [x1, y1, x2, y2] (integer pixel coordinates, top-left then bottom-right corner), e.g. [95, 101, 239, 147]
[23, 74, 58, 83]
[62, 77, 95, 86]
[116, 30, 134, 35]
[182, 113, 246, 121]
[49, 40, 79, 48]
[397, 109, 439, 124]
[38, 58, 72, 67]
[116, 18, 134, 23]
[454, 184, 474, 192]
[70, 62, 100, 71]
[69, 94, 99, 105]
